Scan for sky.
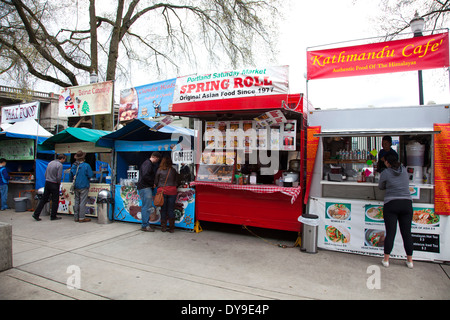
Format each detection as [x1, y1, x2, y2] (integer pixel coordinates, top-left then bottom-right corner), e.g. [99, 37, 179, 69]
[275, 1, 449, 109]
[5, 0, 448, 110]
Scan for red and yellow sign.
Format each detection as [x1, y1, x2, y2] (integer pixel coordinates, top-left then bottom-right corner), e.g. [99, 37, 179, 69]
[304, 126, 321, 204]
[434, 124, 450, 216]
[307, 32, 449, 80]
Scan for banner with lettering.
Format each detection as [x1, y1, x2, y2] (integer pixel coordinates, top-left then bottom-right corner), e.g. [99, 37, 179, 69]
[304, 126, 321, 204]
[58, 81, 113, 117]
[119, 78, 176, 122]
[307, 32, 449, 80]
[434, 124, 450, 216]
[171, 66, 289, 112]
[1, 101, 40, 123]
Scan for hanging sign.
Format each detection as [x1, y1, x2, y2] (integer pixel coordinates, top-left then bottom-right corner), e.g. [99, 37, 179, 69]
[434, 124, 450, 216]
[307, 32, 449, 80]
[171, 66, 289, 112]
[58, 81, 113, 117]
[119, 78, 176, 122]
[1, 101, 40, 123]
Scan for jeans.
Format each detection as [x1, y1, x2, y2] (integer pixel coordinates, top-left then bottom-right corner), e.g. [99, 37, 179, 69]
[0, 184, 8, 210]
[138, 187, 154, 228]
[160, 194, 177, 221]
[74, 188, 89, 219]
[383, 199, 414, 256]
[34, 181, 60, 218]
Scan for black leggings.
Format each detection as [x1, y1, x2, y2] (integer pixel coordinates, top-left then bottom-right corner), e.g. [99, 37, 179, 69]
[383, 199, 414, 256]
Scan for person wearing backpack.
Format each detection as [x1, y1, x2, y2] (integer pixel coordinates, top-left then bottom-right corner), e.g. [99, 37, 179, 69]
[0, 158, 11, 211]
[69, 150, 93, 222]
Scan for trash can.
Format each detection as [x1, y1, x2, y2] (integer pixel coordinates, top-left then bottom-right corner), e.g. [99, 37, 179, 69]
[97, 189, 113, 224]
[298, 214, 319, 254]
[35, 187, 50, 216]
[14, 197, 28, 212]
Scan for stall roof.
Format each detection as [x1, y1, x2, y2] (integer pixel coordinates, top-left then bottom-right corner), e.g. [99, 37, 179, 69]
[314, 130, 442, 138]
[96, 119, 195, 149]
[0, 119, 52, 144]
[39, 127, 111, 150]
[164, 94, 304, 119]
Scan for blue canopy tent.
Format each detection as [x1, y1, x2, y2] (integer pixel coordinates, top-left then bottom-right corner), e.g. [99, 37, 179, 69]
[96, 119, 195, 182]
[0, 120, 54, 188]
[95, 119, 196, 229]
[96, 119, 195, 149]
[0, 119, 54, 209]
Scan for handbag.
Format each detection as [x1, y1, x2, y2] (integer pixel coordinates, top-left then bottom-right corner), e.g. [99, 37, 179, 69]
[70, 164, 80, 194]
[154, 168, 171, 207]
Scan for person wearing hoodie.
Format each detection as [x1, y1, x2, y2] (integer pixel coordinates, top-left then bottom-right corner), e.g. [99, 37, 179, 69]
[378, 153, 414, 269]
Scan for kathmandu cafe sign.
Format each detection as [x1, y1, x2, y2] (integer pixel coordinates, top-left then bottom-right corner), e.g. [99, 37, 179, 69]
[307, 32, 449, 80]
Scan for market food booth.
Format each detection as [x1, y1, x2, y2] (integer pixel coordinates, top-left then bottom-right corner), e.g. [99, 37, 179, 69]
[305, 104, 450, 262]
[39, 127, 112, 217]
[0, 118, 54, 210]
[96, 119, 196, 230]
[166, 66, 306, 232]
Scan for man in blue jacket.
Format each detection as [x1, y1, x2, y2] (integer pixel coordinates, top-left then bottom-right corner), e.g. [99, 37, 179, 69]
[70, 150, 93, 222]
[0, 158, 11, 210]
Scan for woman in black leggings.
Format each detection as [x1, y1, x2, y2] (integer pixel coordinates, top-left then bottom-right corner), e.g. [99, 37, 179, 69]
[378, 153, 414, 268]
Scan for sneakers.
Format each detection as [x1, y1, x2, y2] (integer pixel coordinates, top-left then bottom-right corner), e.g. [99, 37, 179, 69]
[381, 259, 414, 269]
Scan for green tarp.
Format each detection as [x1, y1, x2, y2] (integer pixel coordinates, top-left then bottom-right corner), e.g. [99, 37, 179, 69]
[38, 127, 111, 151]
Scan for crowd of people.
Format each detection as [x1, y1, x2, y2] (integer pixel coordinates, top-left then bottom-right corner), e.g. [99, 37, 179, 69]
[26, 150, 181, 233]
[1, 139, 414, 264]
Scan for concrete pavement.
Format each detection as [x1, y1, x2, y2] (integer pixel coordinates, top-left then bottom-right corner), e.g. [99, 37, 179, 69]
[0, 209, 449, 300]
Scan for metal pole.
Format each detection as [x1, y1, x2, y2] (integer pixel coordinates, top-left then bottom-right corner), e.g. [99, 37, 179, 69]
[414, 30, 424, 105]
[418, 70, 424, 105]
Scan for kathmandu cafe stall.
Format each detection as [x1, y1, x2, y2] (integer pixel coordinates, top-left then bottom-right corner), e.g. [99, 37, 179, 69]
[165, 66, 306, 232]
[306, 104, 450, 262]
[0, 119, 54, 210]
[96, 119, 196, 230]
[39, 127, 112, 217]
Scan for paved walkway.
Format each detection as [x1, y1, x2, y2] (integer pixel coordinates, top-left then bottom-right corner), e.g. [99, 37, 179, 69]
[0, 209, 449, 300]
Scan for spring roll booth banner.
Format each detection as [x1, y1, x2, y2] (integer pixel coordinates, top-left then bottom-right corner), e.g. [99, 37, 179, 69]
[163, 65, 306, 232]
[306, 105, 450, 262]
[96, 119, 196, 230]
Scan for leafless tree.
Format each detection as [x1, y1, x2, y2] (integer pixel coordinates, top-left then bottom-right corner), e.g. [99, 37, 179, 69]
[0, 0, 282, 128]
[368, 0, 449, 39]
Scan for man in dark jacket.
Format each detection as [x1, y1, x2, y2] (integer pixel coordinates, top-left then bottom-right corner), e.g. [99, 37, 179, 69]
[33, 154, 67, 221]
[136, 152, 161, 231]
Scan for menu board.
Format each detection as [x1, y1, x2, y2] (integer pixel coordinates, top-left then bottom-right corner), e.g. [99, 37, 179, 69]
[310, 197, 450, 262]
[196, 151, 235, 183]
[434, 124, 450, 216]
[203, 120, 296, 151]
[0, 139, 35, 160]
